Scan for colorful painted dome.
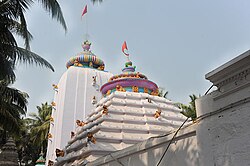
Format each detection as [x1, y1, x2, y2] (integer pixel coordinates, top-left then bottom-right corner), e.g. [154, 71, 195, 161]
[100, 60, 159, 96]
[66, 40, 105, 70]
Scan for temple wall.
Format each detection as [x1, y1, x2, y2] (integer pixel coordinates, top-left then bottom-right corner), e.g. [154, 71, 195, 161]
[88, 125, 199, 166]
[196, 50, 250, 166]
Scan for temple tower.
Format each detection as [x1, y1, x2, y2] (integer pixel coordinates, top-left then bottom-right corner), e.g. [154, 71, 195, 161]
[46, 41, 113, 164]
[0, 137, 19, 166]
[54, 59, 186, 165]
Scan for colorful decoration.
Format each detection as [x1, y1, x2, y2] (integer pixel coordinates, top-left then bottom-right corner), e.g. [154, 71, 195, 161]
[50, 117, 54, 122]
[108, 72, 147, 82]
[116, 85, 126, 92]
[76, 120, 86, 127]
[74, 60, 83, 67]
[55, 149, 65, 157]
[48, 133, 52, 139]
[101, 79, 158, 96]
[151, 89, 159, 96]
[106, 90, 111, 95]
[125, 61, 132, 67]
[52, 84, 58, 90]
[48, 160, 54, 166]
[97, 65, 105, 71]
[132, 86, 139, 92]
[82, 40, 91, 51]
[100, 49, 158, 96]
[154, 108, 162, 118]
[87, 132, 96, 144]
[102, 105, 108, 115]
[51, 102, 56, 107]
[66, 54, 104, 69]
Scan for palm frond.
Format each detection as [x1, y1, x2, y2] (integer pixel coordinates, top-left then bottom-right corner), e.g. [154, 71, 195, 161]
[91, 0, 103, 4]
[0, 82, 28, 110]
[38, 0, 67, 31]
[16, 46, 54, 71]
[16, 7, 33, 50]
[176, 94, 198, 121]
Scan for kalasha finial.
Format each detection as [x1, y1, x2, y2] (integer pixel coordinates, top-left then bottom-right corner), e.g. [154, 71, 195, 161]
[82, 40, 91, 51]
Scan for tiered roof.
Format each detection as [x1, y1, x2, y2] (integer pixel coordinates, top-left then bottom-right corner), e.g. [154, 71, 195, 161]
[53, 54, 186, 166]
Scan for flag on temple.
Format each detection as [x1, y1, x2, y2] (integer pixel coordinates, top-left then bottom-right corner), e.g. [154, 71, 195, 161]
[82, 5, 87, 17]
[122, 41, 129, 56]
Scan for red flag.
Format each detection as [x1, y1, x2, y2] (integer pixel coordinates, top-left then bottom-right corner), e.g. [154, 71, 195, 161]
[122, 41, 129, 56]
[82, 5, 87, 17]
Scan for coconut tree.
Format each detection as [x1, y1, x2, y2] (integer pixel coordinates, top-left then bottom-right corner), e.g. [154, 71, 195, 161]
[27, 102, 52, 153]
[177, 94, 198, 122]
[0, 0, 67, 82]
[0, 80, 28, 133]
[0, 0, 66, 134]
[14, 118, 40, 165]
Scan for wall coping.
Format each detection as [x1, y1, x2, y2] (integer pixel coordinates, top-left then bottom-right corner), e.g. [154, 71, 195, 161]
[205, 50, 250, 86]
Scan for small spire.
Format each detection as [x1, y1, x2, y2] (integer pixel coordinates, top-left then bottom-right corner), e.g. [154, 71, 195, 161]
[82, 40, 91, 51]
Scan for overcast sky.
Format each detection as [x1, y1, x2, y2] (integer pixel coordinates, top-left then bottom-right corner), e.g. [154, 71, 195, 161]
[14, 0, 250, 113]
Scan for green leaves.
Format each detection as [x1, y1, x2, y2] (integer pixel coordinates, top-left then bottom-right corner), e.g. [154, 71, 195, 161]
[28, 102, 52, 148]
[177, 94, 198, 121]
[38, 0, 67, 31]
[0, 81, 28, 132]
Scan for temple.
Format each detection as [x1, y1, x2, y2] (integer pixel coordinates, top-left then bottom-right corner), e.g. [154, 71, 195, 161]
[46, 41, 113, 164]
[46, 43, 186, 165]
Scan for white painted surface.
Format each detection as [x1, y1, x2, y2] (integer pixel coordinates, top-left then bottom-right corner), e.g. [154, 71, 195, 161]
[82, 50, 250, 166]
[46, 66, 112, 163]
[54, 91, 187, 165]
[196, 50, 250, 166]
[88, 125, 199, 166]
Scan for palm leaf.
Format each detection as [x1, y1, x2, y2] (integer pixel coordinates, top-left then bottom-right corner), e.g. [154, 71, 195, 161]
[37, 0, 67, 31]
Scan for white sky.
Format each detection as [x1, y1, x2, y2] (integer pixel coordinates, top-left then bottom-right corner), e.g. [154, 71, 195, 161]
[14, 0, 250, 113]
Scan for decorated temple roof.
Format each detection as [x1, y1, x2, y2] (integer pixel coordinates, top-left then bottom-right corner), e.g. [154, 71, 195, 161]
[54, 91, 186, 165]
[35, 153, 45, 166]
[66, 40, 105, 70]
[100, 60, 158, 96]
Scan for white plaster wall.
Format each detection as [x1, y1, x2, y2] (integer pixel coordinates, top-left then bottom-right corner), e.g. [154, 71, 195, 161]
[196, 50, 250, 166]
[196, 95, 250, 166]
[88, 126, 199, 166]
[46, 66, 112, 163]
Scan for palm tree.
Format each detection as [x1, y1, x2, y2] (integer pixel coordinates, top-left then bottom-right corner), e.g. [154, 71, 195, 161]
[15, 118, 40, 165]
[0, 81, 28, 133]
[92, 0, 103, 3]
[0, 0, 66, 133]
[177, 94, 198, 122]
[27, 102, 52, 153]
[0, 0, 67, 82]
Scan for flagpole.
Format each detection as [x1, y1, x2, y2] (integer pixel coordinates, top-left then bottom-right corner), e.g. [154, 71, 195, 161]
[81, 5, 89, 40]
[86, 10, 88, 40]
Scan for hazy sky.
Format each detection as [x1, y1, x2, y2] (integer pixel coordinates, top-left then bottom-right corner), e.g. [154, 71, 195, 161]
[14, 0, 250, 113]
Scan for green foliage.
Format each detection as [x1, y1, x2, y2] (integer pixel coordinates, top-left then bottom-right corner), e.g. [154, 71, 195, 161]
[0, 0, 65, 164]
[15, 102, 52, 165]
[158, 87, 169, 98]
[0, 81, 28, 133]
[0, 0, 66, 82]
[0, 0, 66, 132]
[177, 94, 198, 121]
[27, 102, 52, 152]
